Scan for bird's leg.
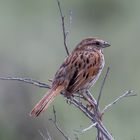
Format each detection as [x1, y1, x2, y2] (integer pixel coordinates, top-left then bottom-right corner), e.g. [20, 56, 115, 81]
[86, 90, 97, 105]
[79, 90, 96, 111]
[64, 91, 76, 105]
[85, 90, 97, 112]
[82, 90, 103, 120]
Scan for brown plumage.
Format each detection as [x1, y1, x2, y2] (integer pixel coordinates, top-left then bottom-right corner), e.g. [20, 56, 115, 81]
[30, 37, 110, 117]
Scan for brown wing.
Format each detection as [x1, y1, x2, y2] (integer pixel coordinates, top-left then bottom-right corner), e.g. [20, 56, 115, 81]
[51, 52, 78, 89]
[52, 50, 102, 94]
[68, 66, 99, 92]
[66, 50, 102, 93]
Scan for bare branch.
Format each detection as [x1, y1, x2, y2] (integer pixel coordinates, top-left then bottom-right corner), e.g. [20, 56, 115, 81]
[49, 106, 71, 140]
[70, 98, 114, 140]
[102, 90, 136, 114]
[0, 76, 114, 139]
[0, 77, 114, 140]
[0, 77, 50, 88]
[56, 0, 69, 55]
[94, 67, 110, 140]
[96, 67, 110, 110]
[0, 76, 133, 139]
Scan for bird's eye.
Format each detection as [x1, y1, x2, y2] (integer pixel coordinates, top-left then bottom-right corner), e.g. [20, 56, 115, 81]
[95, 41, 100, 46]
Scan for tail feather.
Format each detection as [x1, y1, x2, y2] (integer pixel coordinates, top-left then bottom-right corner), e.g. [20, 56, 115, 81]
[30, 86, 64, 117]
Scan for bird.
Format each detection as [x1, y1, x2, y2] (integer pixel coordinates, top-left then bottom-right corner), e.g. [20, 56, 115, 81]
[30, 37, 110, 117]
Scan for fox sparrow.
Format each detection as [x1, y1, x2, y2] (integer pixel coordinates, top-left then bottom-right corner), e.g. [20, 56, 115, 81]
[30, 37, 110, 117]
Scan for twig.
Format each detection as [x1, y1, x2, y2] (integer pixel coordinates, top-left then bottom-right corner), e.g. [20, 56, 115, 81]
[95, 67, 110, 140]
[0, 76, 50, 88]
[49, 106, 70, 140]
[102, 90, 136, 114]
[56, 0, 69, 55]
[81, 122, 97, 133]
[96, 67, 110, 110]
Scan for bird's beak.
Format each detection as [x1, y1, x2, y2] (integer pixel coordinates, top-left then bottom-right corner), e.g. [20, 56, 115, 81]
[103, 41, 110, 48]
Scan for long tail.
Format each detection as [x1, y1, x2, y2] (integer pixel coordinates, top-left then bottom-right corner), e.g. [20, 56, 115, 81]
[30, 86, 64, 117]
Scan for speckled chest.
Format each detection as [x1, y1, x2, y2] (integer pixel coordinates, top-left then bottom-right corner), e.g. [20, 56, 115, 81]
[81, 50, 105, 90]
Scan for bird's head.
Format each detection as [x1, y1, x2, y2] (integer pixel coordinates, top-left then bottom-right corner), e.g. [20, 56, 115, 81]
[75, 37, 110, 51]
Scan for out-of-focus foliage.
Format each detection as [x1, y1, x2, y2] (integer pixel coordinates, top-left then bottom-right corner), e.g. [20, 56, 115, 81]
[0, 0, 139, 140]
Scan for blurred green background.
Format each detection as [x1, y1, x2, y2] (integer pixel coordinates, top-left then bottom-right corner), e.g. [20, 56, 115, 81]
[0, 0, 139, 140]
